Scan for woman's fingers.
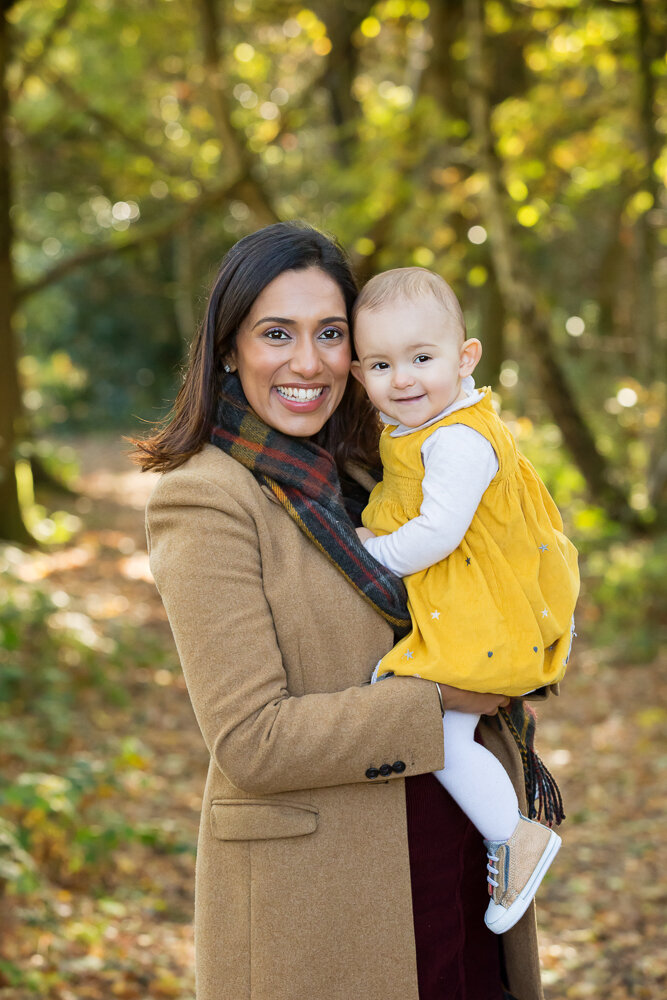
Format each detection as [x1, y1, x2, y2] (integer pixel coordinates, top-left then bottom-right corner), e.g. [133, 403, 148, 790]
[437, 683, 510, 716]
[355, 526, 376, 542]
[482, 694, 510, 716]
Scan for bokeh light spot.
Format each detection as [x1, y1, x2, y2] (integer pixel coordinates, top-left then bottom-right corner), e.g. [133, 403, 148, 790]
[565, 316, 585, 337]
[467, 225, 487, 244]
[617, 387, 638, 408]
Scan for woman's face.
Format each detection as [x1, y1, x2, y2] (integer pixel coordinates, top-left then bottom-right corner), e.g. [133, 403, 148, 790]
[231, 267, 352, 437]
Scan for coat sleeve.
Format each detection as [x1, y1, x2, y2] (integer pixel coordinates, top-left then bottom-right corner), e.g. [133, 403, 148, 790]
[146, 466, 445, 796]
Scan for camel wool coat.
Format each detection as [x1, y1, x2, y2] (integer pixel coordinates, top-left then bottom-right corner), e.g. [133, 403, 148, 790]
[146, 444, 546, 1000]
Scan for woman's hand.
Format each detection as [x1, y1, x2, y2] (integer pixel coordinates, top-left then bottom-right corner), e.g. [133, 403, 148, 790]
[437, 683, 510, 717]
[356, 526, 376, 543]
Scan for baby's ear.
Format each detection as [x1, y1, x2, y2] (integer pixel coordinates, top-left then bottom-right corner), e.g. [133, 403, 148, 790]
[350, 360, 365, 385]
[459, 338, 482, 376]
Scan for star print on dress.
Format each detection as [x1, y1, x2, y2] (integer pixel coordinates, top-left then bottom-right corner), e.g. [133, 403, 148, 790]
[539, 543, 549, 552]
[541, 608, 549, 617]
[431, 609, 440, 620]
[403, 649, 414, 660]
[465, 557, 471, 565]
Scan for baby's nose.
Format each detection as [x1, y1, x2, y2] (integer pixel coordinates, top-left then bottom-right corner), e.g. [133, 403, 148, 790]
[392, 367, 415, 388]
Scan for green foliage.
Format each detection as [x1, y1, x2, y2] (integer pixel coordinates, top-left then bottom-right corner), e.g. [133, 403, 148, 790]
[0, 575, 123, 748]
[19, 262, 185, 431]
[0, 956, 59, 993]
[0, 816, 39, 893]
[504, 420, 666, 661]
[0, 755, 192, 892]
[0, 556, 193, 900]
[3, 0, 663, 533]
[583, 534, 667, 663]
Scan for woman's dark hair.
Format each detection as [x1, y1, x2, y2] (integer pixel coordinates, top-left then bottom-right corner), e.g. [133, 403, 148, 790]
[131, 221, 380, 474]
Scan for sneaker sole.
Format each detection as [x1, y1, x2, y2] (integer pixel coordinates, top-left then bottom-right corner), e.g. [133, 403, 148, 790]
[484, 830, 561, 935]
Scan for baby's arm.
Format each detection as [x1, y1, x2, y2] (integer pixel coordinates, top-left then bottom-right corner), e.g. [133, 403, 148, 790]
[363, 425, 498, 576]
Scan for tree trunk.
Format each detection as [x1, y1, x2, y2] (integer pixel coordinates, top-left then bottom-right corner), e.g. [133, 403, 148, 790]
[312, 0, 375, 163]
[196, 0, 277, 226]
[476, 266, 505, 389]
[0, 6, 31, 543]
[635, 0, 667, 510]
[462, 0, 637, 527]
[420, 0, 465, 111]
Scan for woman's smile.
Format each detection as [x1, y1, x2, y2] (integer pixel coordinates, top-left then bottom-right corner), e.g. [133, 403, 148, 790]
[275, 383, 327, 406]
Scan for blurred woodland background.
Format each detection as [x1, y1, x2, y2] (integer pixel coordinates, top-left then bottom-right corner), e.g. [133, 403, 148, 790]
[1, 0, 666, 997]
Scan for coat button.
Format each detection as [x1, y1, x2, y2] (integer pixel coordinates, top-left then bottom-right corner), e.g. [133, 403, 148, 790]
[365, 767, 380, 779]
[392, 760, 406, 773]
[379, 764, 392, 777]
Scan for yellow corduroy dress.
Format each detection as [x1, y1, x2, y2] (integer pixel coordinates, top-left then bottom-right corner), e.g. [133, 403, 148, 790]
[362, 389, 580, 697]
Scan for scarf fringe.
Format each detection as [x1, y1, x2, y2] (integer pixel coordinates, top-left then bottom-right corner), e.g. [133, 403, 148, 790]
[499, 704, 565, 827]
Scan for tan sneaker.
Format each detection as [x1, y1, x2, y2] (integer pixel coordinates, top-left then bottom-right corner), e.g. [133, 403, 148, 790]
[484, 813, 561, 934]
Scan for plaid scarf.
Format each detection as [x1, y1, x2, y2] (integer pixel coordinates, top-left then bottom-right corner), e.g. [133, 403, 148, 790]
[210, 373, 564, 827]
[210, 373, 411, 635]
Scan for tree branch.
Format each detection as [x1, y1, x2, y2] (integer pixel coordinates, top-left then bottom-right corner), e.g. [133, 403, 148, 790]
[15, 178, 246, 302]
[12, 0, 81, 100]
[37, 68, 192, 179]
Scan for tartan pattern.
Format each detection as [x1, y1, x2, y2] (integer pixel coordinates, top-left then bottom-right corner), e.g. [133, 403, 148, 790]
[210, 374, 412, 635]
[501, 700, 565, 827]
[210, 373, 564, 821]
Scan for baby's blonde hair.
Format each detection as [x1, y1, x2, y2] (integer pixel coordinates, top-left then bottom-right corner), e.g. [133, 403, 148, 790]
[353, 267, 467, 342]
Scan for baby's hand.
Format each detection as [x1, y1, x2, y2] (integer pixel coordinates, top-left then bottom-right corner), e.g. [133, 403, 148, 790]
[356, 526, 376, 543]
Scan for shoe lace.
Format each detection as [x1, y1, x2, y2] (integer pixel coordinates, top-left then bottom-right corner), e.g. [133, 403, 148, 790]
[486, 851, 499, 894]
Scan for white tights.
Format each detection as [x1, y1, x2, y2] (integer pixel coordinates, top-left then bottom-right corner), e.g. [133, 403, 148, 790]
[433, 710, 519, 843]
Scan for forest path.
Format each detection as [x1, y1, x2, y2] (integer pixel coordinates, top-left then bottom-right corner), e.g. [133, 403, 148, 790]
[2, 435, 664, 1000]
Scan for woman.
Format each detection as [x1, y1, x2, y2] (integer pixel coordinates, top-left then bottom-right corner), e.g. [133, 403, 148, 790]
[135, 222, 549, 1000]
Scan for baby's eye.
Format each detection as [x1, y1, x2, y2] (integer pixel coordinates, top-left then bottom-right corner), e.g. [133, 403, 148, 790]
[370, 361, 390, 370]
[319, 327, 344, 341]
[414, 354, 431, 364]
[265, 328, 290, 341]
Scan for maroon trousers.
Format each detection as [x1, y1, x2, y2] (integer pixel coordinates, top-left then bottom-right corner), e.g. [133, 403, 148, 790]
[406, 773, 506, 1000]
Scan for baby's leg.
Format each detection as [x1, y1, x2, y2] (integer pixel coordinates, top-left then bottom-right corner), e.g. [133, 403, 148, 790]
[433, 710, 518, 842]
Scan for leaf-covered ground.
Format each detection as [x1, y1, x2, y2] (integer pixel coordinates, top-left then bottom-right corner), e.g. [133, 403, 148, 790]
[1, 437, 665, 999]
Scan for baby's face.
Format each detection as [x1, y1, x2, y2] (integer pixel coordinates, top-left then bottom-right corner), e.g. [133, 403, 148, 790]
[352, 296, 472, 427]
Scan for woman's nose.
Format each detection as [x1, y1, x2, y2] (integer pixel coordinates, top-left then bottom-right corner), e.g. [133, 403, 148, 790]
[289, 337, 324, 377]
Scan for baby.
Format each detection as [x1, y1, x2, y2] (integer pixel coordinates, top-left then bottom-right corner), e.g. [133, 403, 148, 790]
[351, 267, 579, 934]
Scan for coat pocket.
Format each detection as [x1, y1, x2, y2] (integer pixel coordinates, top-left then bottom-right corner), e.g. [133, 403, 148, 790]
[209, 798, 319, 841]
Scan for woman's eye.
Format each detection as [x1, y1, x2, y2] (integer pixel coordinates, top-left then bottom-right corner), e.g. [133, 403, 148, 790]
[415, 354, 431, 364]
[265, 328, 290, 341]
[319, 327, 343, 341]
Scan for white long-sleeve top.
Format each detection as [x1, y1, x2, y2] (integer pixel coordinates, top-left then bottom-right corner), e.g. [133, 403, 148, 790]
[362, 385, 499, 577]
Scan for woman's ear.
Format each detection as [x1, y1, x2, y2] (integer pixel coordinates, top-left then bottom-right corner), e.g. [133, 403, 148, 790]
[350, 360, 365, 385]
[459, 338, 482, 377]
